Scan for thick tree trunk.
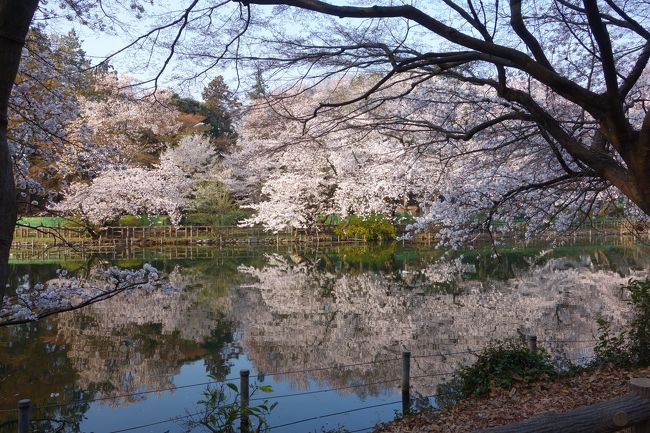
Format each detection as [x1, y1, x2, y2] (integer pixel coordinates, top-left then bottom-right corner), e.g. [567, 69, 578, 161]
[0, 1, 39, 303]
[630, 113, 650, 216]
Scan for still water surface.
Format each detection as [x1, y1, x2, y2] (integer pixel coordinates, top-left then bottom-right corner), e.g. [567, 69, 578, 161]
[1, 242, 649, 433]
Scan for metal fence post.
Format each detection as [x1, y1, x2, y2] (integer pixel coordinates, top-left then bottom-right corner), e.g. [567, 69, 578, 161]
[18, 399, 30, 433]
[402, 351, 411, 416]
[240, 369, 250, 433]
[527, 335, 537, 353]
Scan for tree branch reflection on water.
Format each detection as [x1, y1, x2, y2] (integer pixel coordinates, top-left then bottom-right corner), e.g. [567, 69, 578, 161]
[1, 244, 648, 432]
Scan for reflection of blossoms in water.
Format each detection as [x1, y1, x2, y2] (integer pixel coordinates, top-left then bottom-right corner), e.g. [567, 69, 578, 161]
[420, 256, 470, 283]
[1, 264, 176, 325]
[232, 254, 648, 396]
[53, 265, 226, 406]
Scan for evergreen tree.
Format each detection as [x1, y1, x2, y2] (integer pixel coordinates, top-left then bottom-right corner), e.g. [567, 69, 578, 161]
[171, 76, 241, 152]
[201, 75, 241, 141]
[247, 68, 267, 100]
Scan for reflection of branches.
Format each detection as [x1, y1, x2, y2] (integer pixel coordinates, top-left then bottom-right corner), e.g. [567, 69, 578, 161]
[0, 265, 172, 327]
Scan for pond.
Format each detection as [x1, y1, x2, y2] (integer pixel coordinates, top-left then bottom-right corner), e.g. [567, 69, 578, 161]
[1, 240, 649, 433]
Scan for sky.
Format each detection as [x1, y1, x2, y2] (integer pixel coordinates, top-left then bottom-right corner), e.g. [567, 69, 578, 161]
[41, 0, 349, 101]
[46, 5, 239, 100]
[39, 0, 440, 101]
[72, 28, 212, 99]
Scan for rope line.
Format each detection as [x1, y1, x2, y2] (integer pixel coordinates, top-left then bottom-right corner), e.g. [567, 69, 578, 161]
[264, 357, 401, 377]
[411, 371, 455, 379]
[4, 342, 599, 412]
[267, 399, 403, 430]
[32, 376, 240, 410]
[306, 394, 439, 433]
[106, 410, 202, 433]
[348, 426, 377, 433]
[250, 378, 402, 402]
[22, 358, 400, 412]
[411, 350, 475, 359]
[108, 393, 440, 433]
[253, 370, 453, 404]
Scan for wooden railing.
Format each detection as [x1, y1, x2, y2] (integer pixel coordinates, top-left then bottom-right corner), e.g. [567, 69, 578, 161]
[11, 219, 645, 248]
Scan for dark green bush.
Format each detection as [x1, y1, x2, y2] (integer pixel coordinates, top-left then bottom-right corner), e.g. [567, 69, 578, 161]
[595, 278, 650, 367]
[116, 215, 171, 226]
[185, 380, 276, 433]
[436, 339, 556, 407]
[184, 209, 253, 226]
[333, 214, 397, 241]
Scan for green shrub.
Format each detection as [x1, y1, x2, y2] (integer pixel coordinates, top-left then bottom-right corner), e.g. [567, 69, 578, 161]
[114, 215, 171, 227]
[333, 214, 397, 241]
[184, 380, 276, 433]
[436, 339, 556, 407]
[594, 318, 630, 366]
[184, 209, 253, 226]
[321, 213, 343, 226]
[117, 215, 143, 227]
[595, 278, 650, 367]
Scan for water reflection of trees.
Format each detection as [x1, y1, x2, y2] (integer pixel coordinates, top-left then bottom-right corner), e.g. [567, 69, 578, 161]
[1, 244, 648, 428]
[231, 247, 649, 397]
[54, 284, 231, 404]
[0, 321, 90, 433]
[1, 250, 270, 421]
[0, 267, 236, 431]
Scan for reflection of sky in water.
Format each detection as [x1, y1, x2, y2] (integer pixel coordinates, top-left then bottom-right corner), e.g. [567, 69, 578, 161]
[80, 356, 405, 433]
[1, 244, 649, 433]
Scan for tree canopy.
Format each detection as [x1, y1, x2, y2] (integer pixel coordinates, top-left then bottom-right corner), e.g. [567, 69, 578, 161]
[1, 0, 650, 292]
[78, 0, 648, 224]
[231, 0, 650, 217]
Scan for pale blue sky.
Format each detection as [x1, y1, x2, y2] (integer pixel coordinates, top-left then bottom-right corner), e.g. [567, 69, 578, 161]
[55, 16, 237, 100]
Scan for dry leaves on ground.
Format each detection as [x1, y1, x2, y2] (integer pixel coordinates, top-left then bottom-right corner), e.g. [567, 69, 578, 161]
[375, 366, 650, 433]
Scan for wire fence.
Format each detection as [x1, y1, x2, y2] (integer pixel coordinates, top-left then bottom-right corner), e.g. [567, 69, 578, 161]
[4, 335, 605, 433]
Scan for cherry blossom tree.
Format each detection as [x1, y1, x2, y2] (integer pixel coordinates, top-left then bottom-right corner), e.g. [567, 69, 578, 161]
[10, 28, 99, 209]
[225, 79, 434, 231]
[230, 75, 621, 241]
[77, 0, 645, 241]
[51, 134, 217, 229]
[226, 0, 650, 218]
[83, 0, 648, 219]
[3, 0, 650, 293]
[0, 1, 202, 299]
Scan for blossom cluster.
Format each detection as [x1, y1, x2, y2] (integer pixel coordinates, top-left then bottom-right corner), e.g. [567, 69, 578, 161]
[226, 74, 648, 240]
[50, 134, 216, 225]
